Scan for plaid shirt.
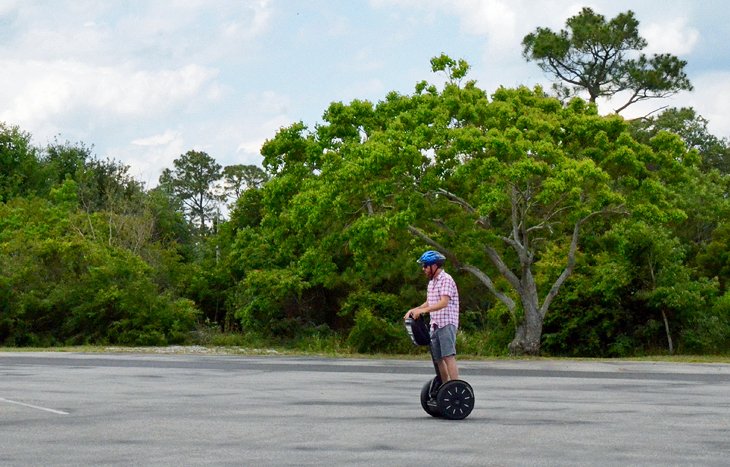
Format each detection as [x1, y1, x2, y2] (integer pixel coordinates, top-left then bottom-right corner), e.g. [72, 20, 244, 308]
[427, 270, 459, 328]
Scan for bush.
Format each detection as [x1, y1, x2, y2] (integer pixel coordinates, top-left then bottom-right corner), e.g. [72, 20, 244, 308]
[0, 200, 201, 347]
[347, 309, 410, 354]
[340, 290, 403, 322]
[680, 291, 730, 354]
[290, 325, 349, 354]
[457, 328, 512, 357]
[233, 268, 306, 337]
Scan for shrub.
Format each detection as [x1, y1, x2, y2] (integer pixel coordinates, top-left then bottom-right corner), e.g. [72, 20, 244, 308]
[347, 308, 410, 354]
[680, 291, 730, 354]
[233, 268, 306, 337]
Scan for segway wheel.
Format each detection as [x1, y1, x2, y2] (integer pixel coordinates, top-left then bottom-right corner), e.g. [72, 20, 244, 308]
[420, 379, 442, 417]
[436, 380, 474, 420]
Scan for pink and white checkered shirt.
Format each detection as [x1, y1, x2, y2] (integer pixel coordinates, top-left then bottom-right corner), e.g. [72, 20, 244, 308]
[427, 270, 459, 328]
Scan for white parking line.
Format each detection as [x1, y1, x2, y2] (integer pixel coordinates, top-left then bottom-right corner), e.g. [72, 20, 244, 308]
[0, 397, 69, 415]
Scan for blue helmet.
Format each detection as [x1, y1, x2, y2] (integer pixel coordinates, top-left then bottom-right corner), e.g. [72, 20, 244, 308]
[417, 250, 446, 267]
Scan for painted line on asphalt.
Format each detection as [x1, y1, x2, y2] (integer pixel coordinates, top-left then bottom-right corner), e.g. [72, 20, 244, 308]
[0, 397, 69, 415]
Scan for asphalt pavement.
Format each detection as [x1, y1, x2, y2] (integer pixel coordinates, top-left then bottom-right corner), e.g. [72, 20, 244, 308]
[2, 352, 729, 466]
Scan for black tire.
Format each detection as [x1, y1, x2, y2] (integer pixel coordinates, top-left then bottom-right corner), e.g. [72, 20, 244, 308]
[436, 380, 474, 420]
[420, 379, 442, 417]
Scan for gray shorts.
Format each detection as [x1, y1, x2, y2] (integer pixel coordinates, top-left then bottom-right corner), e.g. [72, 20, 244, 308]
[430, 324, 457, 360]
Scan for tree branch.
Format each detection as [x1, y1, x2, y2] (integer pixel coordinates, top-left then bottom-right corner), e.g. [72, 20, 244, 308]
[525, 199, 572, 234]
[435, 188, 476, 214]
[407, 225, 461, 269]
[485, 245, 521, 292]
[509, 185, 529, 262]
[539, 205, 628, 317]
[407, 225, 516, 317]
[460, 265, 517, 317]
[539, 219, 581, 318]
[434, 188, 490, 228]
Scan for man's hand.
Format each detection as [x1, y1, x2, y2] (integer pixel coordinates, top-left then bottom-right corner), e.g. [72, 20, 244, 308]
[404, 308, 423, 320]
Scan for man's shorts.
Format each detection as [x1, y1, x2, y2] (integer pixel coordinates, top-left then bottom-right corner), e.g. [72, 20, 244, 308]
[430, 324, 457, 360]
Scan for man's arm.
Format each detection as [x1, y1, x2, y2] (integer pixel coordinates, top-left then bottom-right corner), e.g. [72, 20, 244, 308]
[404, 296, 449, 319]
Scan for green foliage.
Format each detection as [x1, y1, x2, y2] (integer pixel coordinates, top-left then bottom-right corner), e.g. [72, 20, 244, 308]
[2, 44, 728, 357]
[218, 54, 729, 356]
[630, 107, 729, 174]
[697, 223, 730, 292]
[42, 139, 92, 186]
[145, 187, 191, 245]
[289, 325, 350, 354]
[347, 308, 410, 354]
[0, 178, 200, 347]
[0, 123, 42, 201]
[681, 292, 730, 354]
[457, 331, 508, 357]
[430, 53, 471, 83]
[233, 268, 307, 337]
[543, 220, 724, 356]
[222, 164, 269, 203]
[340, 290, 404, 323]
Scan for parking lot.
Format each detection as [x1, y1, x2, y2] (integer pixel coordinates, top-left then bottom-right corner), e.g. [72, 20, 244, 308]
[2, 352, 730, 466]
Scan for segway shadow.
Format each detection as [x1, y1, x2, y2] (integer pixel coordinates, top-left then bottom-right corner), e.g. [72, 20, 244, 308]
[405, 317, 474, 420]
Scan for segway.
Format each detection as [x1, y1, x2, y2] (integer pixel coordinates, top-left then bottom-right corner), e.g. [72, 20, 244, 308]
[405, 316, 474, 420]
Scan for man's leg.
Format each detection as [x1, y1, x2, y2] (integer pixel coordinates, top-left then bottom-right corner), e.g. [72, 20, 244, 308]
[443, 355, 459, 380]
[437, 356, 459, 382]
[436, 359, 449, 383]
[433, 325, 459, 382]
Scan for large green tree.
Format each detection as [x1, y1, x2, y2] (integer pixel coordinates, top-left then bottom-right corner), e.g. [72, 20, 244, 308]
[228, 56, 704, 355]
[522, 8, 692, 113]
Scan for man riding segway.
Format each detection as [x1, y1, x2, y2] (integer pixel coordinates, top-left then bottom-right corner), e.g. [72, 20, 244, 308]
[404, 250, 474, 419]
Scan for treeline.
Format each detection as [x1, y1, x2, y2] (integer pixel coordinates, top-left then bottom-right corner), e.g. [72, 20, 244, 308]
[0, 132, 196, 345]
[3, 77, 729, 355]
[2, 8, 730, 355]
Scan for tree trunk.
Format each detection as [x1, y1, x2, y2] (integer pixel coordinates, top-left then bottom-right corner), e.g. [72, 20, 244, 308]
[408, 206, 623, 357]
[661, 309, 674, 355]
[508, 297, 543, 356]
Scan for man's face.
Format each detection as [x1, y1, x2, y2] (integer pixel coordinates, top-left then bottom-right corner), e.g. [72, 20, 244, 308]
[422, 263, 435, 279]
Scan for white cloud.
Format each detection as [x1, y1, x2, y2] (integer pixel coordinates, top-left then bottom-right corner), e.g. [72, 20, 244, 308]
[611, 71, 730, 140]
[642, 18, 699, 55]
[0, 59, 219, 132]
[345, 47, 386, 73]
[1, 0, 727, 190]
[0, 0, 19, 16]
[236, 140, 265, 155]
[243, 0, 273, 37]
[254, 91, 291, 115]
[338, 78, 386, 103]
[235, 114, 294, 156]
[115, 140, 187, 188]
[451, 0, 517, 39]
[132, 130, 181, 147]
[111, 88, 292, 188]
[681, 72, 730, 139]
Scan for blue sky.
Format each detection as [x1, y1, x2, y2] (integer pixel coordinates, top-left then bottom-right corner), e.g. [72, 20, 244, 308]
[2, 0, 729, 187]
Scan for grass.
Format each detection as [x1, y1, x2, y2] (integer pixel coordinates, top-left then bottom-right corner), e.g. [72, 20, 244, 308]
[2, 344, 730, 363]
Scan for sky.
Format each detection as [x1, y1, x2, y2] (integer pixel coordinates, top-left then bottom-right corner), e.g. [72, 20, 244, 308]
[2, 0, 729, 188]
